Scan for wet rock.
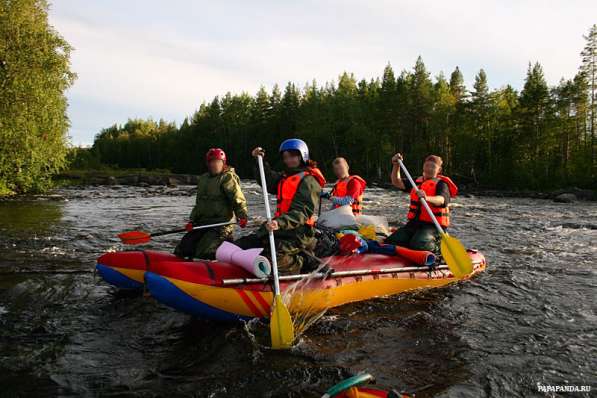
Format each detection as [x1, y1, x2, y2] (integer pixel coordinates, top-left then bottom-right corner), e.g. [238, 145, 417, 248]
[167, 177, 180, 187]
[88, 177, 107, 186]
[138, 175, 162, 185]
[186, 174, 199, 185]
[553, 193, 576, 203]
[551, 187, 596, 201]
[117, 175, 139, 185]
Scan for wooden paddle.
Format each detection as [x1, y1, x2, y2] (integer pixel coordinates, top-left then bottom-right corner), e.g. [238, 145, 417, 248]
[118, 221, 235, 245]
[256, 154, 295, 349]
[398, 160, 473, 278]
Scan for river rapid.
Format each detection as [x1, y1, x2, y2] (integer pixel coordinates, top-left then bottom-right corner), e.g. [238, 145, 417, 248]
[0, 183, 595, 397]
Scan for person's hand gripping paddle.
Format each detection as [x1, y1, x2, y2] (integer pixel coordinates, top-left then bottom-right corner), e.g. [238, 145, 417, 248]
[398, 160, 473, 278]
[257, 154, 295, 349]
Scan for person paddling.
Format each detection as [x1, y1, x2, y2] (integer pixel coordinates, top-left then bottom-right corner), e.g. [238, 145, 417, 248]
[174, 148, 248, 259]
[321, 157, 367, 215]
[386, 153, 457, 253]
[234, 139, 326, 274]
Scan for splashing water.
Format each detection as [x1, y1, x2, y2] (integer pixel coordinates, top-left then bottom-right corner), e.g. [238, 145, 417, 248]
[283, 259, 335, 341]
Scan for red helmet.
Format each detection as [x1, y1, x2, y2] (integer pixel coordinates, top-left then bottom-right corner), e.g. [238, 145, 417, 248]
[206, 148, 227, 164]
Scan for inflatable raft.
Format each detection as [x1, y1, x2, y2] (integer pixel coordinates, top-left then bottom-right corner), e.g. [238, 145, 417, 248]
[96, 249, 486, 321]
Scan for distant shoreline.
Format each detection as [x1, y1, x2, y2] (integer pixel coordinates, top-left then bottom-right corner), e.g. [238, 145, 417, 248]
[45, 169, 596, 203]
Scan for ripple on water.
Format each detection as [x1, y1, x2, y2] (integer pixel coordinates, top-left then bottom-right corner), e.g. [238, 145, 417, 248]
[0, 186, 596, 396]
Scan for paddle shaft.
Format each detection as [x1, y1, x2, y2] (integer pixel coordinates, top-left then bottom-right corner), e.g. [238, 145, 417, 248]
[151, 221, 235, 237]
[220, 263, 471, 285]
[398, 160, 446, 236]
[256, 155, 282, 296]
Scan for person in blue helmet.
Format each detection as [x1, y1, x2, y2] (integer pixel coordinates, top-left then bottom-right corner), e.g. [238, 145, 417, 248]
[234, 138, 326, 274]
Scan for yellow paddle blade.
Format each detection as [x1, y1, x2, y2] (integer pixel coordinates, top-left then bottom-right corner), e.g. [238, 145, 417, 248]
[270, 294, 295, 349]
[440, 233, 474, 278]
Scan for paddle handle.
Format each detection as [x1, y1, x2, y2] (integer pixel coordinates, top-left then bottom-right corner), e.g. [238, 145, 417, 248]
[398, 160, 446, 236]
[257, 155, 282, 296]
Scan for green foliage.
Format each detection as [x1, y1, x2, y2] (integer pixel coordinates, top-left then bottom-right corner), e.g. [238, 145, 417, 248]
[0, 0, 76, 194]
[580, 24, 597, 176]
[89, 55, 597, 190]
[66, 146, 103, 170]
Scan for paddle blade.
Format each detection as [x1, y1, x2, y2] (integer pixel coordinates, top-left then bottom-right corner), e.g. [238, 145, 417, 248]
[118, 231, 151, 245]
[440, 234, 474, 278]
[270, 294, 295, 349]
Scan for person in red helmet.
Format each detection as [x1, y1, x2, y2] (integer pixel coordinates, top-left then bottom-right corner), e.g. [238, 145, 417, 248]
[174, 148, 248, 259]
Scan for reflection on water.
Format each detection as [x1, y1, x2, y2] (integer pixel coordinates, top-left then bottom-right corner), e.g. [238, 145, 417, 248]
[0, 184, 595, 397]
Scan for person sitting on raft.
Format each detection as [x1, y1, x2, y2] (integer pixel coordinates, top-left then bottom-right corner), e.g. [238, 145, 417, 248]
[385, 153, 457, 253]
[234, 138, 326, 274]
[321, 157, 367, 215]
[174, 148, 248, 260]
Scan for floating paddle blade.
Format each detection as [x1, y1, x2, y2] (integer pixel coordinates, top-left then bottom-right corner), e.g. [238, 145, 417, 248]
[440, 233, 473, 278]
[118, 231, 151, 245]
[270, 294, 294, 349]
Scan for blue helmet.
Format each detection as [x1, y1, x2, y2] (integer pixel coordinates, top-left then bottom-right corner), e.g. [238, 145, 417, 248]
[279, 138, 309, 162]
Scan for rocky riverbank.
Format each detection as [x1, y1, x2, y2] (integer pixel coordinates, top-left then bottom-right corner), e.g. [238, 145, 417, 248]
[372, 182, 596, 202]
[459, 187, 596, 202]
[54, 171, 596, 203]
[55, 170, 199, 187]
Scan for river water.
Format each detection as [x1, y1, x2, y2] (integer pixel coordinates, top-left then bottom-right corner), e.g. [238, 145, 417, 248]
[0, 184, 595, 397]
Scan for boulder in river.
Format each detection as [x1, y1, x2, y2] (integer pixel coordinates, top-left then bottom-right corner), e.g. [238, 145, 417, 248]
[138, 175, 162, 185]
[167, 177, 180, 187]
[553, 193, 577, 203]
[117, 175, 139, 185]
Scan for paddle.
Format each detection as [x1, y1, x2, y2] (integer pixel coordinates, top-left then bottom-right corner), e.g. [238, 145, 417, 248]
[221, 264, 463, 285]
[118, 221, 235, 245]
[256, 154, 295, 349]
[398, 160, 473, 278]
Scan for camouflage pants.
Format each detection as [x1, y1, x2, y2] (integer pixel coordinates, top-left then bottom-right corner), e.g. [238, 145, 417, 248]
[384, 221, 440, 253]
[174, 226, 233, 260]
[234, 233, 317, 275]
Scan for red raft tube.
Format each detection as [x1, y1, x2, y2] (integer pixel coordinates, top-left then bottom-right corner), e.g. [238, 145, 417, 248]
[95, 250, 183, 290]
[96, 249, 486, 322]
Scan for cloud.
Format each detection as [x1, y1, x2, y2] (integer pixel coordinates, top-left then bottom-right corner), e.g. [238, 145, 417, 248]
[49, 0, 597, 145]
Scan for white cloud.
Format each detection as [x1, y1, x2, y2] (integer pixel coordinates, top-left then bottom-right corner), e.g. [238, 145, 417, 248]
[50, 0, 597, 145]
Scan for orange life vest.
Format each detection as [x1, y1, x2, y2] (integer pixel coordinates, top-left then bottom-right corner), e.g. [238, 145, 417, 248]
[407, 175, 458, 227]
[331, 175, 367, 215]
[275, 167, 326, 226]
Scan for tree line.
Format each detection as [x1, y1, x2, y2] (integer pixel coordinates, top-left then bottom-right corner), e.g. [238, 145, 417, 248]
[87, 27, 597, 191]
[2, 2, 593, 194]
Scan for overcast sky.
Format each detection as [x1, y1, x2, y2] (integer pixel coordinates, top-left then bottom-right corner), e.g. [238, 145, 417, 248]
[48, 1, 597, 146]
